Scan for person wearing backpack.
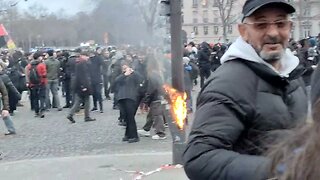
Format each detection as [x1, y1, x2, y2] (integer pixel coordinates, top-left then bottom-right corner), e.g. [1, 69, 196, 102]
[25, 52, 48, 118]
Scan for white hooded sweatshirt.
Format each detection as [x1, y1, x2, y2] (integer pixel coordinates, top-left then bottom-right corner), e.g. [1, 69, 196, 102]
[220, 37, 299, 77]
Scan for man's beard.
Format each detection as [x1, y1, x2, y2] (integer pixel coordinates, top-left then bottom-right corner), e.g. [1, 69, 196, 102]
[255, 36, 286, 63]
[259, 50, 285, 63]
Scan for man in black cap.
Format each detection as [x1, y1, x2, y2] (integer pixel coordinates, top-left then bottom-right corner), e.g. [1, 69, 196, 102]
[183, 1, 308, 180]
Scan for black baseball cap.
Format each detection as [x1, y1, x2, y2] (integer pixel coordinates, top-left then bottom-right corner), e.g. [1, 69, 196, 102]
[242, 0, 296, 21]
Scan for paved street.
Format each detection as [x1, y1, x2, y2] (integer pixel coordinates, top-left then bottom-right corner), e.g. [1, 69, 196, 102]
[0, 91, 195, 179]
[0, 93, 173, 162]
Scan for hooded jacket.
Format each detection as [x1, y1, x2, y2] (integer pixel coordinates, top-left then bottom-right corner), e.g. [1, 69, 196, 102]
[183, 37, 308, 180]
[44, 56, 61, 81]
[25, 60, 47, 87]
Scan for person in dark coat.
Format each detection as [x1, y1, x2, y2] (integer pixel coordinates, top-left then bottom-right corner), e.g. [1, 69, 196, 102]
[101, 49, 112, 100]
[0, 63, 21, 115]
[89, 47, 104, 113]
[183, 1, 308, 180]
[197, 42, 212, 88]
[298, 38, 314, 87]
[60, 51, 73, 108]
[66, 51, 96, 123]
[115, 62, 143, 143]
[268, 58, 320, 180]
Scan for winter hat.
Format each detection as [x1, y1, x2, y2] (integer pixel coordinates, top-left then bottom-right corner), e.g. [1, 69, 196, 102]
[308, 38, 317, 47]
[47, 49, 54, 57]
[33, 51, 42, 60]
[183, 57, 190, 65]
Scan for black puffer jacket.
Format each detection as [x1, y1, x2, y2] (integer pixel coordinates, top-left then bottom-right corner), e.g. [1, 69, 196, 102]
[198, 42, 211, 69]
[74, 59, 92, 96]
[183, 59, 308, 180]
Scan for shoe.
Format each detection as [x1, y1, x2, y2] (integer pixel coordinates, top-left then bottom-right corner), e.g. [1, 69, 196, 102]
[34, 113, 40, 117]
[137, 129, 151, 137]
[5, 131, 16, 136]
[118, 121, 126, 126]
[100, 110, 103, 113]
[17, 102, 24, 107]
[164, 123, 169, 128]
[84, 117, 96, 122]
[122, 136, 129, 142]
[105, 96, 111, 100]
[40, 114, 45, 118]
[91, 107, 98, 112]
[128, 137, 140, 143]
[67, 115, 75, 123]
[112, 105, 119, 110]
[63, 105, 71, 108]
[58, 108, 63, 111]
[152, 134, 167, 140]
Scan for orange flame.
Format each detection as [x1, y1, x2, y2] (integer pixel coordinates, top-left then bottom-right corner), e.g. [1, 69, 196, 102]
[163, 84, 187, 130]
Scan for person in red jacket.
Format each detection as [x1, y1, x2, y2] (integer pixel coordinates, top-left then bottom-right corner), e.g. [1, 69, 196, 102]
[25, 52, 48, 118]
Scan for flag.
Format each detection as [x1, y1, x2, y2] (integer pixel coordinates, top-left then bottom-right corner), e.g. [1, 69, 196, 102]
[7, 38, 16, 49]
[0, 24, 16, 49]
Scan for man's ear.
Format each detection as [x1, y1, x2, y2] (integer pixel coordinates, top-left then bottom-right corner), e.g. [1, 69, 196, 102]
[238, 24, 248, 41]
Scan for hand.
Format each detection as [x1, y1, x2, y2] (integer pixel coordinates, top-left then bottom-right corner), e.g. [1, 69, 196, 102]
[124, 68, 133, 76]
[2, 110, 9, 117]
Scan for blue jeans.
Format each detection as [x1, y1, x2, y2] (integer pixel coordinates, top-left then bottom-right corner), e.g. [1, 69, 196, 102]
[3, 115, 15, 133]
[0, 99, 16, 133]
[46, 80, 61, 109]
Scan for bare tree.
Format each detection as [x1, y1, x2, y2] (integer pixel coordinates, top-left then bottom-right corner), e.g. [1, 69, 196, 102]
[215, 0, 236, 42]
[137, 0, 160, 37]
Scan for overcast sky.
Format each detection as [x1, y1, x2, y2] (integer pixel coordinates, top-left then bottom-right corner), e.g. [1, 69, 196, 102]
[16, 0, 93, 15]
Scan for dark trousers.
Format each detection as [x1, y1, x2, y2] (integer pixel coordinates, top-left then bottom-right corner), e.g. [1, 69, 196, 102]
[118, 99, 138, 139]
[118, 101, 125, 121]
[92, 83, 103, 110]
[103, 74, 110, 98]
[63, 79, 72, 106]
[143, 101, 165, 136]
[8, 91, 19, 113]
[200, 68, 211, 88]
[30, 85, 46, 114]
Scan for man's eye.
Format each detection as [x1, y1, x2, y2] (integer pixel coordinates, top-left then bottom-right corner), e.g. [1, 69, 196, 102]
[255, 22, 267, 29]
[276, 21, 286, 28]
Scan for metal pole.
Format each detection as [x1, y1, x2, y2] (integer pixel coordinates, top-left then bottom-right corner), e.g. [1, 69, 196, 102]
[169, 0, 186, 165]
[170, 0, 184, 92]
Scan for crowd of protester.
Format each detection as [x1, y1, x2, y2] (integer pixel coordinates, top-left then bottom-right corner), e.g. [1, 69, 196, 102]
[0, 33, 318, 141]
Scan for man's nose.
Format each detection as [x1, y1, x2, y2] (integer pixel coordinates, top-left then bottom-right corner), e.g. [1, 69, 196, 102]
[265, 24, 280, 37]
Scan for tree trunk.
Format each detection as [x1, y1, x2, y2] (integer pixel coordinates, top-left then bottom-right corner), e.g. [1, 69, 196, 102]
[222, 23, 227, 43]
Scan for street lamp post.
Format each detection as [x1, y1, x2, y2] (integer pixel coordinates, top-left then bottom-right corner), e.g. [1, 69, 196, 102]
[166, 0, 186, 165]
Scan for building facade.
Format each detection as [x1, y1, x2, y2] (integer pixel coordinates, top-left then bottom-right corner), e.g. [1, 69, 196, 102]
[182, 0, 320, 44]
[289, 0, 320, 40]
[182, 0, 246, 44]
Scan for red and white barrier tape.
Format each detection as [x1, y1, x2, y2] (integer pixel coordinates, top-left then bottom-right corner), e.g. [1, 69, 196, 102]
[110, 164, 183, 180]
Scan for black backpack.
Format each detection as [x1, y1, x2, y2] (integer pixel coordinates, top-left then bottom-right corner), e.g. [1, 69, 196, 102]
[29, 64, 41, 85]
